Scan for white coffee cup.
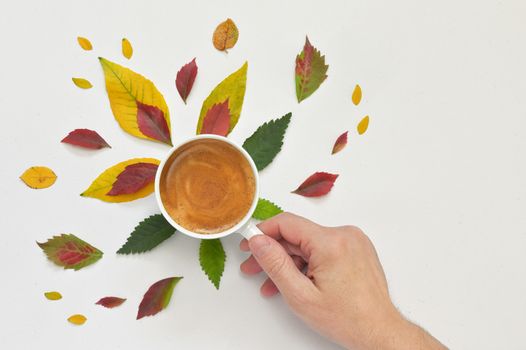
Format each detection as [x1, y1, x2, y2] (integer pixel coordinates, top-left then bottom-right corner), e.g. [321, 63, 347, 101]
[155, 134, 264, 240]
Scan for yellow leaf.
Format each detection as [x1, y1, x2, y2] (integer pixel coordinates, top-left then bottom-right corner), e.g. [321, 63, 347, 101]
[357, 115, 369, 135]
[99, 57, 172, 145]
[81, 158, 160, 203]
[72, 77, 92, 89]
[122, 38, 133, 59]
[213, 18, 239, 51]
[44, 291, 62, 300]
[77, 37, 92, 51]
[68, 314, 86, 325]
[352, 84, 362, 105]
[20, 166, 57, 189]
[196, 62, 247, 134]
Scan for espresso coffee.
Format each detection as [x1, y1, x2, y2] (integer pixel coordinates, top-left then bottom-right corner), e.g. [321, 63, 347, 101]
[159, 138, 256, 234]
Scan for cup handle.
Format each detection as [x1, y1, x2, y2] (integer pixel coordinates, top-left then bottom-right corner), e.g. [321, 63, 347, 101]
[239, 220, 264, 240]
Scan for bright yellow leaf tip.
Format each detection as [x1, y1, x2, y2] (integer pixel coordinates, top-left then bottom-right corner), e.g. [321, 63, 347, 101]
[77, 37, 92, 51]
[68, 314, 87, 325]
[357, 115, 369, 135]
[20, 166, 57, 189]
[72, 78, 92, 89]
[44, 291, 62, 300]
[352, 84, 362, 105]
[122, 38, 133, 59]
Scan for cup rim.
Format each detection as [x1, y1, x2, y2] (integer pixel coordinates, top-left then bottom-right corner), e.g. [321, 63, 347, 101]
[154, 134, 260, 240]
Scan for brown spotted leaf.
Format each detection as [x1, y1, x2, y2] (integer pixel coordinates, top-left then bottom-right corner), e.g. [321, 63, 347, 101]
[213, 18, 239, 51]
[37, 234, 103, 270]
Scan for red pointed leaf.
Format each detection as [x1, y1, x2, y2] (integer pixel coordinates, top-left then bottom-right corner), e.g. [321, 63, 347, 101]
[36, 234, 103, 270]
[96, 297, 126, 308]
[331, 131, 348, 154]
[200, 99, 230, 136]
[61, 129, 111, 149]
[107, 162, 158, 196]
[137, 277, 183, 320]
[296, 37, 314, 79]
[176, 58, 198, 104]
[136, 101, 172, 145]
[292, 172, 339, 197]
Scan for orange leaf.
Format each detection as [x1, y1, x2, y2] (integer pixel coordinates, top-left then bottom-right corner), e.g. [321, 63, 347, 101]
[213, 18, 239, 51]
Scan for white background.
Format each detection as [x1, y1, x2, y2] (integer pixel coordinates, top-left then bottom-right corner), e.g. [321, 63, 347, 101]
[0, 0, 525, 349]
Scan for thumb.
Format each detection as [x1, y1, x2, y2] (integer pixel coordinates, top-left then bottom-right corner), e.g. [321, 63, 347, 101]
[249, 235, 315, 301]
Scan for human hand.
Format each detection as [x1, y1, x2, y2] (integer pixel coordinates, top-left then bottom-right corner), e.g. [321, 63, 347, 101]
[240, 212, 446, 350]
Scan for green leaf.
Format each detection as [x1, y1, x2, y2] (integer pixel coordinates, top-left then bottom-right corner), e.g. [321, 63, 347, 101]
[295, 36, 328, 102]
[242, 112, 291, 171]
[252, 198, 283, 220]
[117, 214, 175, 254]
[199, 239, 226, 289]
[37, 234, 103, 271]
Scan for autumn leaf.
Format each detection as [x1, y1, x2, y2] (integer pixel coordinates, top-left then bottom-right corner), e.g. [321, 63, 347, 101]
[242, 113, 291, 171]
[357, 115, 369, 135]
[332, 131, 348, 155]
[292, 172, 339, 197]
[81, 158, 160, 203]
[137, 277, 183, 319]
[20, 166, 57, 189]
[96, 297, 126, 308]
[200, 99, 230, 136]
[122, 38, 133, 59]
[117, 214, 175, 254]
[99, 57, 172, 145]
[196, 62, 247, 135]
[77, 37, 92, 51]
[252, 198, 283, 220]
[352, 84, 362, 105]
[44, 291, 62, 300]
[199, 239, 226, 289]
[72, 77, 92, 89]
[213, 18, 239, 52]
[295, 36, 328, 102]
[176, 58, 198, 104]
[37, 234, 103, 270]
[68, 314, 86, 325]
[106, 163, 158, 196]
[61, 129, 111, 150]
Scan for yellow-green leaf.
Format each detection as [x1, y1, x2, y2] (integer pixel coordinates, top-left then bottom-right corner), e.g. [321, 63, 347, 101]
[196, 62, 247, 134]
[72, 78, 92, 89]
[122, 38, 133, 59]
[44, 291, 62, 300]
[99, 57, 172, 145]
[352, 84, 362, 105]
[77, 37, 92, 51]
[68, 314, 86, 325]
[357, 115, 369, 135]
[20, 166, 57, 189]
[81, 158, 160, 203]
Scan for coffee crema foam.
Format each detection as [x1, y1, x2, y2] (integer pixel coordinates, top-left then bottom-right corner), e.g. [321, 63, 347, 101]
[159, 139, 256, 234]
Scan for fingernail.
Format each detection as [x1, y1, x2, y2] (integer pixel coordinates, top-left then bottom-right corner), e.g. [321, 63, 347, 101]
[249, 235, 271, 258]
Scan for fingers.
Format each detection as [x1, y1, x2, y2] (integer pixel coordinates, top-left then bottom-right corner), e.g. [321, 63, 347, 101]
[240, 255, 262, 274]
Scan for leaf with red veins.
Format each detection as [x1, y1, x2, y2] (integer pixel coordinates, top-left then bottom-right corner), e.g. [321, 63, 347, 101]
[295, 36, 328, 103]
[200, 99, 231, 136]
[61, 129, 111, 150]
[136, 102, 172, 145]
[176, 58, 198, 104]
[37, 234, 103, 270]
[292, 172, 339, 197]
[106, 162, 158, 196]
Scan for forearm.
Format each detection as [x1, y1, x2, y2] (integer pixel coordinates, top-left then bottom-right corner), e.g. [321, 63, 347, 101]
[370, 318, 447, 350]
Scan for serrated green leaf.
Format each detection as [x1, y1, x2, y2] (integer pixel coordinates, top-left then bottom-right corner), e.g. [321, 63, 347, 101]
[295, 37, 328, 102]
[199, 239, 226, 289]
[117, 214, 175, 254]
[37, 234, 103, 271]
[252, 198, 283, 220]
[242, 112, 291, 171]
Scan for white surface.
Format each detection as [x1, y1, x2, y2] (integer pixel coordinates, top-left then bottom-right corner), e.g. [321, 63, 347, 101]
[0, 0, 525, 349]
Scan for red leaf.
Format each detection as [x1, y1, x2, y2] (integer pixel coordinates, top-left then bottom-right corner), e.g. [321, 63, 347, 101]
[136, 101, 172, 145]
[95, 297, 126, 308]
[137, 277, 183, 320]
[295, 37, 314, 78]
[200, 99, 230, 136]
[61, 129, 111, 150]
[36, 234, 103, 270]
[176, 58, 198, 104]
[331, 131, 348, 154]
[292, 172, 339, 197]
[107, 162, 158, 196]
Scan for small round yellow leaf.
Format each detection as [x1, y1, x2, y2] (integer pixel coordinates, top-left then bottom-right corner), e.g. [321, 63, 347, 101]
[68, 314, 87, 325]
[122, 38, 133, 59]
[77, 37, 92, 51]
[213, 18, 239, 51]
[44, 291, 62, 300]
[357, 115, 369, 135]
[20, 166, 57, 189]
[352, 84, 362, 105]
[72, 78, 92, 89]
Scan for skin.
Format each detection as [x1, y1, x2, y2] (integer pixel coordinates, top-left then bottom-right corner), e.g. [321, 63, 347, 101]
[240, 212, 447, 350]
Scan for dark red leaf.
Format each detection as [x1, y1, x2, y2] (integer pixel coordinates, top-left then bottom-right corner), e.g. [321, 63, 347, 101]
[107, 162, 158, 196]
[61, 129, 111, 150]
[136, 102, 172, 145]
[331, 131, 348, 154]
[200, 99, 230, 136]
[137, 277, 183, 320]
[176, 58, 198, 104]
[292, 172, 339, 197]
[95, 297, 126, 308]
